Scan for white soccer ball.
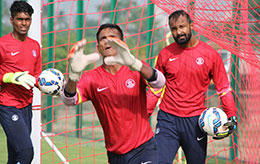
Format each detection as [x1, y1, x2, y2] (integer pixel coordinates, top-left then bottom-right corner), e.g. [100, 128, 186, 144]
[198, 107, 228, 137]
[38, 68, 65, 96]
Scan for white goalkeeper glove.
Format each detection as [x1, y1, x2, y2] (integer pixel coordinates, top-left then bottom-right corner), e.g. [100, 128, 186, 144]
[3, 71, 36, 90]
[104, 37, 143, 71]
[213, 116, 237, 140]
[68, 39, 100, 81]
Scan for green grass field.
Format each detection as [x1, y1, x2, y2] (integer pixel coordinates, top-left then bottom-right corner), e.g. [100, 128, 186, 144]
[0, 126, 107, 163]
[0, 125, 235, 164]
[0, 126, 7, 163]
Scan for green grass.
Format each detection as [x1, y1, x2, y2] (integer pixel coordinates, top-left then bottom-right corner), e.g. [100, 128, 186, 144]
[41, 134, 107, 163]
[0, 126, 8, 163]
[0, 126, 107, 164]
[0, 126, 239, 164]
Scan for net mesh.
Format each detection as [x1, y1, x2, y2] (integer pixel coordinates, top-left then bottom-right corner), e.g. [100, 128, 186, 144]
[151, 0, 260, 68]
[40, 0, 260, 163]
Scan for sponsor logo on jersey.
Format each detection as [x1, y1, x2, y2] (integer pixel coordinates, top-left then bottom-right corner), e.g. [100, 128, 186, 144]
[125, 79, 135, 88]
[11, 51, 19, 56]
[141, 161, 152, 164]
[196, 57, 204, 65]
[11, 114, 19, 121]
[169, 57, 178, 62]
[97, 87, 108, 92]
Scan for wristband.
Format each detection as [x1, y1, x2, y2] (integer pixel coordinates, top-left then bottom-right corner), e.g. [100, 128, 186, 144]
[64, 88, 76, 97]
[146, 69, 157, 82]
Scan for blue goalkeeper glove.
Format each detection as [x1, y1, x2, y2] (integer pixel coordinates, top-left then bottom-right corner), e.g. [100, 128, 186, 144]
[3, 71, 36, 90]
[213, 116, 237, 140]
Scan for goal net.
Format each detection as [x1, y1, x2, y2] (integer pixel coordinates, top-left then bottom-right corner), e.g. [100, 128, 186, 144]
[39, 0, 259, 163]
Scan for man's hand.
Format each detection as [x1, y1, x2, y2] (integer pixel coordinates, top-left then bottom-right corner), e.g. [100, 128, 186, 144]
[68, 39, 100, 81]
[3, 71, 36, 90]
[104, 37, 143, 71]
[213, 116, 237, 140]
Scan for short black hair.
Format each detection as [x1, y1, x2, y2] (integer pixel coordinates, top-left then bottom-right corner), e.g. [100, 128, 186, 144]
[168, 10, 191, 24]
[10, 1, 34, 18]
[96, 23, 124, 43]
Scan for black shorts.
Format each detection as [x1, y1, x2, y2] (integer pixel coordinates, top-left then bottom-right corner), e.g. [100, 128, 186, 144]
[0, 104, 33, 152]
[107, 137, 158, 164]
[155, 109, 207, 164]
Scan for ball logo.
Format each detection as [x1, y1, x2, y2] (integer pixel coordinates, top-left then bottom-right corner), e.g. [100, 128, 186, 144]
[11, 114, 19, 121]
[196, 57, 204, 65]
[125, 79, 135, 88]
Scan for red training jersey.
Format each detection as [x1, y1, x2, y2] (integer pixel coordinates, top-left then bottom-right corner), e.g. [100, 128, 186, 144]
[156, 40, 237, 118]
[76, 65, 154, 154]
[0, 33, 42, 108]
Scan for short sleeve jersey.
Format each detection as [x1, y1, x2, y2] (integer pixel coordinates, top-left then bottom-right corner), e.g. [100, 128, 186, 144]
[156, 40, 236, 117]
[0, 33, 42, 108]
[76, 65, 154, 154]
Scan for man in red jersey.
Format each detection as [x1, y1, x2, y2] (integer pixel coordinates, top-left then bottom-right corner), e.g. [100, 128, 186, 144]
[0, 1, 41, 164]
[61, 23, 165, 164]
[147, 10, 237, 164]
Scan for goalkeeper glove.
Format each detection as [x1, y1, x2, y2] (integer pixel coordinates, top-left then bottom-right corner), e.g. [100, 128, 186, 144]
[68, 39, 100, 81]
[3, 71, 36, 90]
[213, 116, 237, 140]
[104, 37, 143, 71]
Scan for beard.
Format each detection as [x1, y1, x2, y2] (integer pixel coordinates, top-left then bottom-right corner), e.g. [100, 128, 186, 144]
[173, 28, 192, 45]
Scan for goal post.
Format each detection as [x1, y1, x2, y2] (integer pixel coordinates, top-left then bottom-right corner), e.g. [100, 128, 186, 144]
[28, 0, 41, 163]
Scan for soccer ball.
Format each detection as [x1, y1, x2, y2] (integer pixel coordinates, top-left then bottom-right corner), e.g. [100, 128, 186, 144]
[198, 107, 228, 137]
[38, 68, 65, 96]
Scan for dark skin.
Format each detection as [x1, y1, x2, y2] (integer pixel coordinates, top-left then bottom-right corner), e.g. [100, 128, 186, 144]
[169, 15, 198, 48]
[10, 12, 32, 41]
[65, 27, 154, 94]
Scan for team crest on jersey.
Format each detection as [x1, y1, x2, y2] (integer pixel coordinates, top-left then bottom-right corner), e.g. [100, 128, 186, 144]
[125, 79, 135, 88]
[11, 114, 19, 121]
[196, 57, 204, 65]
[32, 50, 37, 57]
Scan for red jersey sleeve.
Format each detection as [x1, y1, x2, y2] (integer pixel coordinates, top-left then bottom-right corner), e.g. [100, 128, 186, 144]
[0, 45, 4, 85]
[33, 41, 42, 88]
[155, 51, 165, 75]
[147, 86, 161, 116]
[211, 51, 237, 118]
